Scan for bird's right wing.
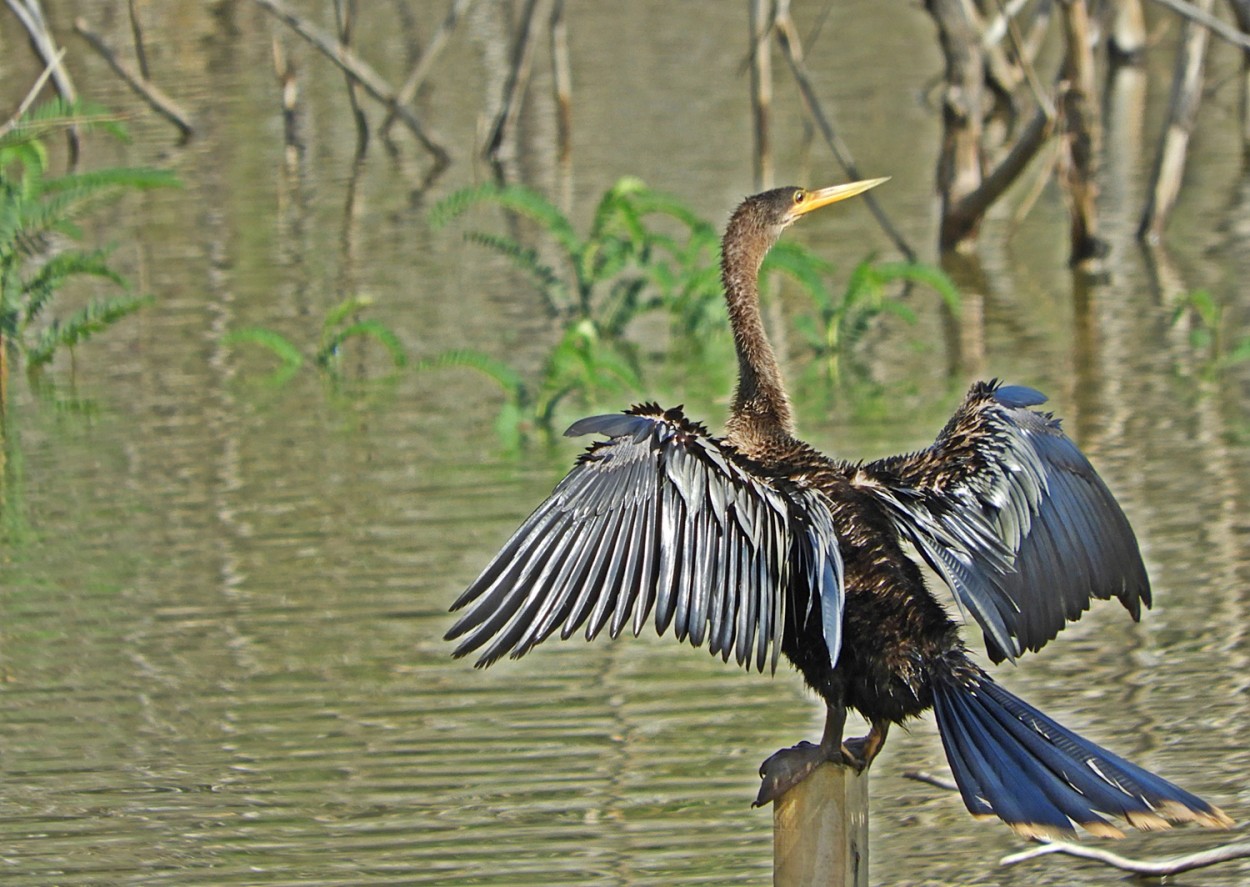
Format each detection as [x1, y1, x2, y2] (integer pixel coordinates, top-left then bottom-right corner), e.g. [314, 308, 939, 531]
[854, 381, 1150, 663]
[446, 404, 844, 674]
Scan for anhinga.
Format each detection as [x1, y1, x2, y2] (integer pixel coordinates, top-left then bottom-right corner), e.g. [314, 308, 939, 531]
[447, 180, 1232, 838]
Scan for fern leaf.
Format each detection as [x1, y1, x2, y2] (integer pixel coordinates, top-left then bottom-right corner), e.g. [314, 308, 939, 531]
[26, 293, 152, 367]
[225, 328, 306, 368]
[317, 319, 408, 369]
[415, 348, 526, 401]
[431, 183, 581, 257]
[321, 295, 374, 337]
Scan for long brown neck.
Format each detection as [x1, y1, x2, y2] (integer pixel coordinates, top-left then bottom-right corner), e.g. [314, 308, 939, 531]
[721, 212, 793, 444]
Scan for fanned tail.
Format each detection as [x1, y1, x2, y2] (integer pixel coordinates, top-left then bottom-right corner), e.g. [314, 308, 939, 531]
[931, 669, 1233, 838]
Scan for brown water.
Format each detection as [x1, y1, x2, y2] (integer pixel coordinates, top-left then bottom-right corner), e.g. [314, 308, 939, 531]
[1, 3, 1248, 885]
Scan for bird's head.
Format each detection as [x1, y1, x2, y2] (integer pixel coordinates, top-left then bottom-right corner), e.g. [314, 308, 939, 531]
[734, 178, 889, 242]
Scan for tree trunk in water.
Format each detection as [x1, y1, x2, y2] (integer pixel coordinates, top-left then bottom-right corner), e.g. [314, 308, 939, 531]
[927, 0, 986, 253]
[1138, 0, 1213, 242]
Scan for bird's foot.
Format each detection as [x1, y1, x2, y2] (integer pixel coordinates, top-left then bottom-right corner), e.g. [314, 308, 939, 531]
[840, 720, 890, 773]
[754, 740, 841, 806]
[839, 736, 872, 772]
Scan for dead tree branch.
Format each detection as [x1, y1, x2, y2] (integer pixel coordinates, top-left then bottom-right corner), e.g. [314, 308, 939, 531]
[73, 18, 195, 142]
[773, 2, 917, 260]
[250, 0, 450, 168]
[483, 0, 549, 163]
[1002, 839, 1250, 875]
[1148, 0, 1250, 51]
[1138, 0, 1213, 241]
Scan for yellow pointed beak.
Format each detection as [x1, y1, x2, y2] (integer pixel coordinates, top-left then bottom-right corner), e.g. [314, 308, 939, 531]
[791, 177, 889, 217]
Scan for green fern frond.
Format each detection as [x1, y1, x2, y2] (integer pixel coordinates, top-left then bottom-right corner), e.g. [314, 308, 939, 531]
[0, 98, 129, 149]
[763, 242, 836, 304]
[431, 183, 581, 257]
[317, 319, 408, 370]
[321, 295, 374, 336]
[464, 231, 565, 304]
[39, 166, 181, 196]
[22, 248, 127, 324]
[415, 348, 526, 402]
[855, 260, 961, 314]
[225, 327, 306, 368]
[26, 293, 152, 368]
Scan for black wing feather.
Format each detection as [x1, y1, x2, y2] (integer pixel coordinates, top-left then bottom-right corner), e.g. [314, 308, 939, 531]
[448, 404, 845, 672]
[858, 380, 1150, 662]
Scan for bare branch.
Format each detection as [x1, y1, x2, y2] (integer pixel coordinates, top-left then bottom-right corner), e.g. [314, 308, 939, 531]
[773, 5, 917, 261]
[1002, 839, 1250, 875]
[1148, 0, 1250, 50]
[249, 0, 450, 167]
[903, 770, 959, 791]
[73, 18, 195, 141]
[0, 46, 64, 139]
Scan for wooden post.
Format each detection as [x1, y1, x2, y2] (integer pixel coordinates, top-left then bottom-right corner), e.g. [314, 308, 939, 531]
[773, 763, 868, 887]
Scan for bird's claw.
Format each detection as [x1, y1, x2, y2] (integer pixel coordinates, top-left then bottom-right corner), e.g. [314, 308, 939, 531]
[840, 737, 870, 772]
[753, 741, 834, 807]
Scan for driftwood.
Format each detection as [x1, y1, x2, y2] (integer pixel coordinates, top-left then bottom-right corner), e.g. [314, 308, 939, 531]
[1108, 0, 1147, 61]
[1148, 0, 1250, 51]
[5, 0, 76, 104]
[271, 37, 303, 171]
[73, 18, 195, 142]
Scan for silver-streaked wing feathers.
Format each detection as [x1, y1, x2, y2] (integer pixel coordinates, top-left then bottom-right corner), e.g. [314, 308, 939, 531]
[447, 404, 845, 672]
[857, 380, 1150, 662]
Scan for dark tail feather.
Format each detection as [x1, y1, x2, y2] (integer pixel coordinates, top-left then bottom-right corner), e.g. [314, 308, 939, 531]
[931, 673, 1233, 838]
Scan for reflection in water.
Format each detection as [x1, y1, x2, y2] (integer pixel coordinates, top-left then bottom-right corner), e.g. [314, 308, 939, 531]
[0, 3, 1248, 886]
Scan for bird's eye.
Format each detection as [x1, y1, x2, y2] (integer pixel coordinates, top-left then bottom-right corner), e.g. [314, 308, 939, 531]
[793, 190, 806, 205]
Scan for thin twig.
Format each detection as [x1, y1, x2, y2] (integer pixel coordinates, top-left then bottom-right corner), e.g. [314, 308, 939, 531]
[127, 0, 149, 79]
[903, 770, 959, 792]
[1138, 0, 1213, 241]
[382, 0, 473, 139]
[1147, 0, 1250, 50]
[5, 0, 76, 103]
[748, 0, 773, 190]
[0, 46, 65, 139]
[249, 0, 449, 167]
[5, 0, 78, 161]
[1001, 839, 1250, 875]
[334, 0, 368, 156]
[484, 0, 548, 162]
[772, 4, 917, 261]
[549, 0, 571, 164]
[74, 18, 195, 141]
[993, 0, 1054, 119]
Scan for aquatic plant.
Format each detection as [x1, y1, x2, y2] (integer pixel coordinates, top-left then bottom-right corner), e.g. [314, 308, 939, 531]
[0, 98, 178, 401]
[427, 179, 961, 442]
[789, 254, 960, 385]
[227, 294, 407, 385]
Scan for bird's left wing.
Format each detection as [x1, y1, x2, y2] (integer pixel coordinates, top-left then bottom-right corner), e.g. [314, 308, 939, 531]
[853, 380, 1149, 663]
[446, 404, 844, 673]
